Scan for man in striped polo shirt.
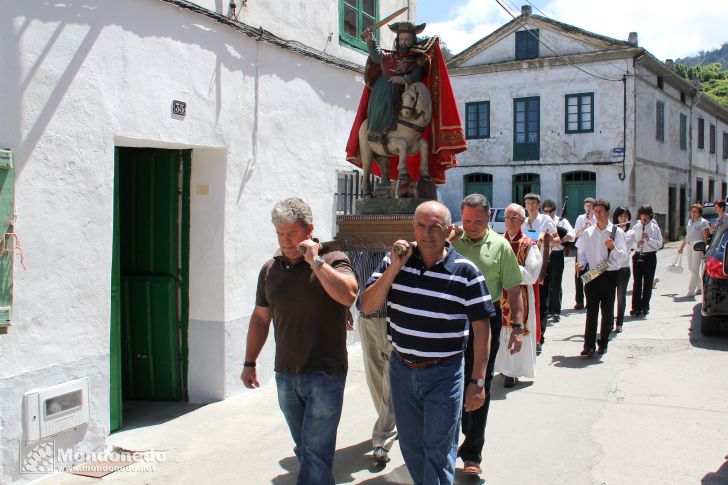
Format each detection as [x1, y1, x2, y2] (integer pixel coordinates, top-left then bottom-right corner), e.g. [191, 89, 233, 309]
[362, 201, 496, 485]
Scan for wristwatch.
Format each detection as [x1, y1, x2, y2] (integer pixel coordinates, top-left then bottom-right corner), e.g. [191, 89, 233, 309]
[311, 256, 325, 270]
[470, 378, 485, 388]
[511, 322, 524, 330]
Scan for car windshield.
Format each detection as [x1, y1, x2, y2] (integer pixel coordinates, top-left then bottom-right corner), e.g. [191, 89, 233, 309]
[493, 209, 505, 222]
[706, 226, 728, 258]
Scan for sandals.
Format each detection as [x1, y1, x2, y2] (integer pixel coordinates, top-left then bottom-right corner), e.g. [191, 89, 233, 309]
[463, 460, 482, 475]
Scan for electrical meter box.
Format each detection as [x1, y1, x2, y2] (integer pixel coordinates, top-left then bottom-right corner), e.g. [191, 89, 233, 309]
[24, 378, 90, 442]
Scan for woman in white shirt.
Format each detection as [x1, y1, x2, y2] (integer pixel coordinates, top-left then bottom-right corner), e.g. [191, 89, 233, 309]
[612, 207, 635, 332]
[678, 203, 710, 297]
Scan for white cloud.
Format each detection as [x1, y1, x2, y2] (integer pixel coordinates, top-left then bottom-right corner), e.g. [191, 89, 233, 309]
[428, 0, 728, 61]
[423, 0, 512, 54]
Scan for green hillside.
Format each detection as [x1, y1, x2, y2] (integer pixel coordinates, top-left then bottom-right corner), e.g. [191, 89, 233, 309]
[674, 43, 728, 108]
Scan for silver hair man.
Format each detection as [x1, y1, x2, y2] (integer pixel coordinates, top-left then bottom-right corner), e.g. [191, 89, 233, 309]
[505, 203, 526, 219]
[271, 197, 313, 227]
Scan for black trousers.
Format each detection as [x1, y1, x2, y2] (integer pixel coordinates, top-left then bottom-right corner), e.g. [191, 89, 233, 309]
[546, 249, 565, 315]
[615, 267, 631, 325]
[459, 305, 502, 464]
[574, 247, 586, 306]
[632, 252, 657, 313]
[583, 270, 618, 350]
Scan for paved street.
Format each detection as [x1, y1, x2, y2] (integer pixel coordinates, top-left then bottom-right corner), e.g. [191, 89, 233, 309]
[43, 243, 728, 485]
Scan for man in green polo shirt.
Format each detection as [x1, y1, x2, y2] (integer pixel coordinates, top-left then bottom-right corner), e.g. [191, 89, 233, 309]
[450, 193, 524, 477]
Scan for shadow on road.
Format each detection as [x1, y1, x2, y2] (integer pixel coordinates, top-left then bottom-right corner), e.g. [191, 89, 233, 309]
[490, 377, 534, 401]
[550, 354, 604, 368]
[358, 464, 413, 483]
[688, 303, 728, 351]
[702, 455, 728, 484]
[274, 440, 382, 484]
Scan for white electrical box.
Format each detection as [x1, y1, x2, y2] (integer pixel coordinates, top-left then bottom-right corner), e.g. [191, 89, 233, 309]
[24, 378, 90, 442]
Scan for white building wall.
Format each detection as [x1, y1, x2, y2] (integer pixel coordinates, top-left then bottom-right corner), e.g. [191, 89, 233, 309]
[445, 57, 634, 217]
[0, 0, 377, 482]
[184, 0, 404, 65]
[462, 24, 607, 68]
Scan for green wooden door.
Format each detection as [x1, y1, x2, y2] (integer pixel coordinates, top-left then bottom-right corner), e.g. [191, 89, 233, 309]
[463, 173, 493, 203]
[512, 173, 540, 204]
[562, 171, 596, 226]
[116, 148, 190, 402]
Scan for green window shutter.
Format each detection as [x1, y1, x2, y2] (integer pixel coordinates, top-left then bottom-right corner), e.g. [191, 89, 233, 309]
[515, 29, 539, 60]
[465, 101, 490, 139]
[0, 149, 15, 334]
[565, 93, 594, 133]
[340, 0, 379, 52]
[698, 118, 705, 149]
[513, 97, 540, 161]
[656, 101, 665, 141]
[680, 114, 687, 150]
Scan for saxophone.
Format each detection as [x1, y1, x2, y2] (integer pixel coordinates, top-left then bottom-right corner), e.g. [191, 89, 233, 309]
[580, 259, 609, 285]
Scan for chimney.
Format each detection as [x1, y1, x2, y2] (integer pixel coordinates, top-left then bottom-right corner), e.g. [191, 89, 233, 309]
[521, 5, 532, 16]
[628, 32, 638, 46]
[665, 59, 674, 70]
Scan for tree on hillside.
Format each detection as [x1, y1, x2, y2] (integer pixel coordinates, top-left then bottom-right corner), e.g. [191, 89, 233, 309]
[674, 62, 728, 108]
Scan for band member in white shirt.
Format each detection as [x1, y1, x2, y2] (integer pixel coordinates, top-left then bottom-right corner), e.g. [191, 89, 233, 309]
[572, 198, 596, 310]
[541, 199, 575, 324]
[630, 204, 663, 317]
[575, 198, 628, 357]
[678, 204, 710, 297]
[522, 193, 557, 353]
[612, 207, 635, 333]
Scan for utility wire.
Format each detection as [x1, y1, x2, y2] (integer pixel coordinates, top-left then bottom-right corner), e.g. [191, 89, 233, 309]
[493, 0, 625, 82]
[508, 0, 632, 78]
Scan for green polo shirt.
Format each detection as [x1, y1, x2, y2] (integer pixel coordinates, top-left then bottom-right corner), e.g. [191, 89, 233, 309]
[453, 228, 522, 302]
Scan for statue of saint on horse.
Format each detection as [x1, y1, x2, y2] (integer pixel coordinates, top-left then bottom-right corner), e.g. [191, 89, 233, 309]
[345, 18, 467, 199]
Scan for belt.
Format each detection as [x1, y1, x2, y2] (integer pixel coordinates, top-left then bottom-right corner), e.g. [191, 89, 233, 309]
[493, 299, 501, 310]
[392, 349, 462, 369]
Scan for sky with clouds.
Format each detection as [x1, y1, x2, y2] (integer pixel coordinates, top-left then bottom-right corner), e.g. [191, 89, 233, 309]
[415, 0, 728, 61]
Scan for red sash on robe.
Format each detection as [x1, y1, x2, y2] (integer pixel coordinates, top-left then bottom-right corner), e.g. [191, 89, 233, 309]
[501, 231, 541, 343]
[345, 37, 466, 184]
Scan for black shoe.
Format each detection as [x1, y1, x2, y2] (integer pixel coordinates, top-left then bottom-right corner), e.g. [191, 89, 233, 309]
[597, 345, 608, 354]
[536, 342, 543, 355]
[580, 348, 595, 357]
[503, 376, 517, 388]
[574, 303, 585, 310]
[642, 309, 650, 316]
[630, 309, 641, 317]
[553, 314, 561, 322]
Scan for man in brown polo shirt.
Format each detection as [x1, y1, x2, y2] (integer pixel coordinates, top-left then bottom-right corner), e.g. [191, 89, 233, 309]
[241, 197, 358, 485]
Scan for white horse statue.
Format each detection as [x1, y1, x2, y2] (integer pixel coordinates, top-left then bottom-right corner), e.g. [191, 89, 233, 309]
[358, 82, 435, 199]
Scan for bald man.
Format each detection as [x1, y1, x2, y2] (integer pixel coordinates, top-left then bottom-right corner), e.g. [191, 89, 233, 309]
[362, 201, 496, 485]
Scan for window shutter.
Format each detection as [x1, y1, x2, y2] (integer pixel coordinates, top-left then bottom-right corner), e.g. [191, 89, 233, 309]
[0, 149, 15, 333]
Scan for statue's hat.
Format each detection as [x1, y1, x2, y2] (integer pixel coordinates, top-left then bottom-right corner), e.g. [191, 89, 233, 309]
[388, 21, 426, 35]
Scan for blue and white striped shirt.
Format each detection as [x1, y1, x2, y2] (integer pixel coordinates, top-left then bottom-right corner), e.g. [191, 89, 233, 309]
[366, 244, 496, 362]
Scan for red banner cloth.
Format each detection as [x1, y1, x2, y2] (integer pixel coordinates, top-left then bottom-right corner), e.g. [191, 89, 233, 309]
[345, 38, 466, 183]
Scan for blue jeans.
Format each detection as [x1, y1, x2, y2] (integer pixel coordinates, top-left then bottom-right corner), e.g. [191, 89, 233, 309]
[389, 353, 464, 485]
[276, 371, 346, 485]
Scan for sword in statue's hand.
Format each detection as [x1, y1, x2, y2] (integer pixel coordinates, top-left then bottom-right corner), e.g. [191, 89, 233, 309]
[361, 6, 409, 41]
